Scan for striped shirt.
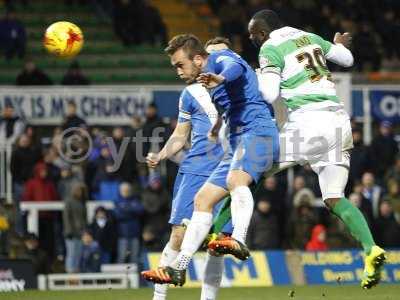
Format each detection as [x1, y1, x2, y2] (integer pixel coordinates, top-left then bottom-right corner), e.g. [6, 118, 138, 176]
[259, 26, 340, 111]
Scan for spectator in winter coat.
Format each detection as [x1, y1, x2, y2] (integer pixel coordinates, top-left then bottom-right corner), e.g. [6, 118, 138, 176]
[63, 183, 87, 273]
[111, 127, 137, 182]
[115, 182, 144, 264]
[61, 61, 90, 85]
[247, 198, 279, 249]
[0, 104, 25, 145]
[254, 176, 286, 238]
[23, 162, 61, 259]
[92, 161, 122, 201]
[61, 101, 87, 131]
[16, 60, 52, 85]
[80, 229, 101, 273]
[141, 173, 170, 251]
[10, 134, 40, 188]
[42, 147, 63, 185]
[10, 133, 41, 235]
[285, 196, 318, 250]
[22, 233, 50, 275]
[23, 162, 59, 203]
[57, 164, 81, 201]
[374, 201, 400, 248]
[306, 224, 328, 251]
[141, 103, 167, 156]
[361, 172, 382, 219]
[0, 10, 26, 60]
[369, 121, 398, 179]
[348, 128, 370, 191]
[90, 206, 117, 264]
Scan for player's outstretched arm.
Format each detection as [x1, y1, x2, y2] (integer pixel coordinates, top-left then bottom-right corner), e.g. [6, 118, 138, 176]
[325, 32, 354, 67]
[146, 122, 191, 168]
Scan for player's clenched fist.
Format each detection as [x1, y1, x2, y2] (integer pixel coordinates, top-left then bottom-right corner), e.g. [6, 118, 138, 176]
[208, 116, 223, 143]
[334, 32, 352, 48]
[197, 73, 225, 89]
[146, 152, 161, 168]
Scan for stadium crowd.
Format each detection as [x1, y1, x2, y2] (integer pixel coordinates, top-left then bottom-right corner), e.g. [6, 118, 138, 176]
[1, 100, 400, 274]
[1, 0, 399, 73]
[205, 0, 400, 72]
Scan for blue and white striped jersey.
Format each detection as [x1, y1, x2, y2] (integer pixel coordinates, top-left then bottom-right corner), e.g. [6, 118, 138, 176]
[177, 83, 225, 176]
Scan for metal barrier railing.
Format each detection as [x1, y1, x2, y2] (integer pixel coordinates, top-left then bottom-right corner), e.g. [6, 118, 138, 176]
[20, 201, 115, 236]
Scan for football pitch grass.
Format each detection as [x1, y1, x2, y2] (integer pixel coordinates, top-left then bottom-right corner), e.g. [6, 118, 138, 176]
[2, 285, 400, 300]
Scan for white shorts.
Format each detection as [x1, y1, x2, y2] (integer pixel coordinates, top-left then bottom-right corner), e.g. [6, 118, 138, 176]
[278, 106, 353, 170]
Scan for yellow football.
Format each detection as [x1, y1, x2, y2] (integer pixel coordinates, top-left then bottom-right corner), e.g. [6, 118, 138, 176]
[43, 21, 84, 58]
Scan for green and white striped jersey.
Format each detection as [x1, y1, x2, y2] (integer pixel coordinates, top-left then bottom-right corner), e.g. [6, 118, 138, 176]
[259, 26, 340, 110]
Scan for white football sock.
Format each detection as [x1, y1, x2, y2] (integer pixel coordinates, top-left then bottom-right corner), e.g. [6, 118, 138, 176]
[153, 243, 179, 300]
[171, 211, 213, 270]
[231, 186, 254, 244]
[201, 253, 224, 300]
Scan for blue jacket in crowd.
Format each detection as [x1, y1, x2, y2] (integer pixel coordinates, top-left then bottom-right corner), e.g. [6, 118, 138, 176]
[80, 241, 101, 273]
[114, 196, 144, 239]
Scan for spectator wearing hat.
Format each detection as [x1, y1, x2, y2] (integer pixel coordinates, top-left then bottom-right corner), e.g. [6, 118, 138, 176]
[115, 182, 144, 263]
[22, 233, 50, 275]
[61, 61, 90, 85]
[90, 206, 117, 264]
[306, 224, 328, 251]
[22, 162, 59, 203]
[369, 121, 399, 179]
[22, 161, 60, 258]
